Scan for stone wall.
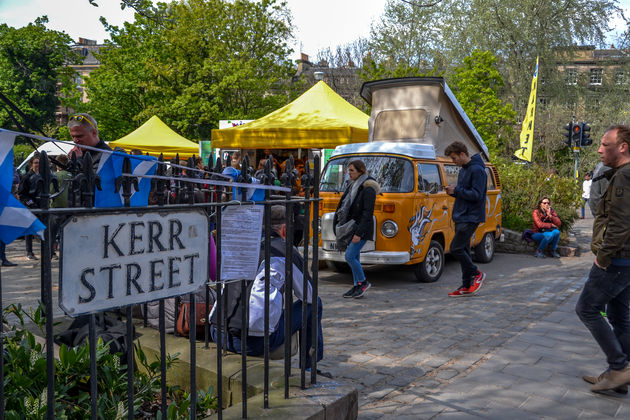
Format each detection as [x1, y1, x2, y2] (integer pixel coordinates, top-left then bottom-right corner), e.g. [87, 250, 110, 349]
[497, 228, 578, 257]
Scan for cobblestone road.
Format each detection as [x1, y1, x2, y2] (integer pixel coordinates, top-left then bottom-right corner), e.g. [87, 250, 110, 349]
[2, 217, 629, 418]
[315, 217, 630, 419]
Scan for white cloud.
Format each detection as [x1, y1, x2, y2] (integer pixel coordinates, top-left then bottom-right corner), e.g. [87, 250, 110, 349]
[0, 0, 136, 43]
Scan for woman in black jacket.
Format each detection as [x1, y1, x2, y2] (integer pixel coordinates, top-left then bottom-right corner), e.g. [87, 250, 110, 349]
[333, 160, 380, 299]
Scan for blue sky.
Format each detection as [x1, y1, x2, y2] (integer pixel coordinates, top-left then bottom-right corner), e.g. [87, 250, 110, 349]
[0, 0, 628, 59]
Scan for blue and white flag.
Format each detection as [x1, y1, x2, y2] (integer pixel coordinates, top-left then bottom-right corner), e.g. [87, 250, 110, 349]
[239, 178, 265, 202]
[0, 130, 16, 192]
[95, 152, 158, 207]
[0, 185, 46, 243]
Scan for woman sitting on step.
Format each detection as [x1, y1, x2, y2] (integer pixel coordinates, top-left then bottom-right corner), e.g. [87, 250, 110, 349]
[531, 196, 562, 258]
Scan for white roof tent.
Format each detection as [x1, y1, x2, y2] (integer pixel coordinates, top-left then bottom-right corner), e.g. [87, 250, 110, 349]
[332, 141, 437, 160]
[360, 77, 489, 161]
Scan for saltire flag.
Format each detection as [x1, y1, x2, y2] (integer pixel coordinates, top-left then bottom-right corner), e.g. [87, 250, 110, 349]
[0, 130, 45, 244]
[95, 152, 158, 207]
[0, 130, 16, 191]
[514, 56, 539, 162]
[239, 177, 265, 202]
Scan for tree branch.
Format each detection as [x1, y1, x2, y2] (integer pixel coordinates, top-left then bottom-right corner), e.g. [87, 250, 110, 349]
[400, 0, 443, 8]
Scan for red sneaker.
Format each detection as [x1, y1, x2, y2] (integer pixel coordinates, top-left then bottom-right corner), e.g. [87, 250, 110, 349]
[467, 271, 486, 295]
[448, 286, 470, 297]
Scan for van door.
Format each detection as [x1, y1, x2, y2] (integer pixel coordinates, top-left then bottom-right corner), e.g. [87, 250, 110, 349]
[442, 164, 460, 252]
[475, 166, 501, 242]
[410, 162, 448, 261]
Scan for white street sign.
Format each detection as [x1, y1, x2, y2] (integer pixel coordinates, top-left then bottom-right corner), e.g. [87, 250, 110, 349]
[59, 210, 209, 316]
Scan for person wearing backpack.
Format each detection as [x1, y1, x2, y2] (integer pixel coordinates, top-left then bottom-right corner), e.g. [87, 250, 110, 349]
[209, 205, 324, 369]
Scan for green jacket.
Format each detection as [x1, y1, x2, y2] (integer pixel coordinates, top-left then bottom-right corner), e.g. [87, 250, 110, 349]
[591, 161, 630, 268]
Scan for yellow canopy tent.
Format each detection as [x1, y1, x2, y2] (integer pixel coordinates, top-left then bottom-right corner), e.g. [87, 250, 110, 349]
[211, 81, 369, 149]
[109, 116, 199, 159]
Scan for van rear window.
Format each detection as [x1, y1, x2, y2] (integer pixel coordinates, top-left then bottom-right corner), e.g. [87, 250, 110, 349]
[320, 156, 414, 193]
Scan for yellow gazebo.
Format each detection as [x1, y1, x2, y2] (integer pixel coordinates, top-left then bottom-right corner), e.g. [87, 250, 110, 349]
[109, 116, 199, 159]
[211, 81, 369, 149]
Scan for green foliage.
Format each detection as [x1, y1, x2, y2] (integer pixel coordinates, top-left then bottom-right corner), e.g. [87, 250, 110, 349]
[12, 144, 35, 166]
[0, 17, 80, 132]
[449, 50, 517, 158]
[74, 0, 295, 141]
[496, 159, 581, 232]
[359, 52, 441, 82]
[2, 304, 217, 419]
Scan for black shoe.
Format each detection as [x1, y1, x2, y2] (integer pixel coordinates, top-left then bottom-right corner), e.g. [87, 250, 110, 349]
[27, 253, 38, 260]
[343, 285, 358, 298]
[353, 280, 371, 298]
[1, 259, 17, 267]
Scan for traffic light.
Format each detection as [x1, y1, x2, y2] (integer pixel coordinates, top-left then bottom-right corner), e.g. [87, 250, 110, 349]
[580, 122, 592, 146]
[563, 122, 573, 147]
[572, 123, 582, 147]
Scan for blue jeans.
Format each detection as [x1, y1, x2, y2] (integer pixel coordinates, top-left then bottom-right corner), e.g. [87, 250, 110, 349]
[450, 222, 479, 288]
[531, 229, 560, 251]
[576, 264, 630, 370]
[581, 198, 588, 218]
[210, 298, 323, 368]
[345, 239, 367, 285]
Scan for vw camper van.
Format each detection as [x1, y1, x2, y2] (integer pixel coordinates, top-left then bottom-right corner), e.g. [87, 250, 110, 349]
[317, 77, 502, 282]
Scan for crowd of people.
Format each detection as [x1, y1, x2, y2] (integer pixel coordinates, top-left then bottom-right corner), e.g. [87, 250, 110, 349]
[5, 112, 630, 394]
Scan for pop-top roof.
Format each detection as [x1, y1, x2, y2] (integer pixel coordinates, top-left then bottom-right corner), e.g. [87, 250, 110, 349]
[331, 142, 436, 160]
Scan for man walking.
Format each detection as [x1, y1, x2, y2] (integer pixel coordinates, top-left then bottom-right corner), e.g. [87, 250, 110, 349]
[444, 141, 487, 297]
[576, 125, 630, 393]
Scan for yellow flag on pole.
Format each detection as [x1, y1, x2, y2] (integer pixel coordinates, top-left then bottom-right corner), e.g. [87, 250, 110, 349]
[514, 57, 539, 162]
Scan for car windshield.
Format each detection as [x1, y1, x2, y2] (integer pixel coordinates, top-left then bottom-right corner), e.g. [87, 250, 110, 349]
[320, 155, 414, 193]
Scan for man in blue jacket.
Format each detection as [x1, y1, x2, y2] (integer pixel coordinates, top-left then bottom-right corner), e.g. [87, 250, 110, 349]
[444, 142, 488, 297]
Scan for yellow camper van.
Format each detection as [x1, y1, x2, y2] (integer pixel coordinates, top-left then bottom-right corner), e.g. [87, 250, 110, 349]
[317, 77, 502, 282]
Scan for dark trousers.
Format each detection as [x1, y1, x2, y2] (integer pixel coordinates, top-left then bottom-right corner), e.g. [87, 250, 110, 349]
[25, 235, 34, 255]
[210, 297, 323, 368]
[450, 222, 479, 288]
[576, 264, 630, 370]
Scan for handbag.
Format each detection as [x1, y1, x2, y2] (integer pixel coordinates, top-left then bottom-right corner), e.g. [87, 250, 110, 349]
[335, 219, 357, 251]
[176, 302, 212, 337]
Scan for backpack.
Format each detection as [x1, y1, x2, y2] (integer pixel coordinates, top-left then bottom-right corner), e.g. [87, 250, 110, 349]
[210, 280, 255, 336]
[209, 234, 309, 336]
[55, 314, 133, 364]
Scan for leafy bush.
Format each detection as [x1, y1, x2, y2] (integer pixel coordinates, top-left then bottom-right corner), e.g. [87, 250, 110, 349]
[2, 304, 217, 419]
[12, 144, 34, 167]
[496, 159, 581, 233]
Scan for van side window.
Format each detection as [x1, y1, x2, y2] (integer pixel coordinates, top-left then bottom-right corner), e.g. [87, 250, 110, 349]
[417, 163, 443, 193]
[443, 164, 460, 186]
[485, 167, 496, 190]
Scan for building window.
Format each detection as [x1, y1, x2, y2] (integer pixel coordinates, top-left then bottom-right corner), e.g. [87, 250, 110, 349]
[615, 70, 626, 85]
[589, 68, 603, 85]
[565, 68, 578, 85]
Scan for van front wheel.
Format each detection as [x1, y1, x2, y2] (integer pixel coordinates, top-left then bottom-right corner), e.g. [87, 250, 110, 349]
[473, 232, 495, 263]
[415, 240, 444, 283]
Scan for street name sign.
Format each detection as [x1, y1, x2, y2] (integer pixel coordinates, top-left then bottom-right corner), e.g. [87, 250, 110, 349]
[59, 210, 209, 316]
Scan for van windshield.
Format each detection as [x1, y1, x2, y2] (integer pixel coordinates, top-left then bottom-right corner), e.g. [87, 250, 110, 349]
[320, 155, 414, 193]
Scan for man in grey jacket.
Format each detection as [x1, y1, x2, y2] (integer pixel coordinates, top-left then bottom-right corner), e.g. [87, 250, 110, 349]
[588, 162, 610, 215]
[576, 125, 630, 393]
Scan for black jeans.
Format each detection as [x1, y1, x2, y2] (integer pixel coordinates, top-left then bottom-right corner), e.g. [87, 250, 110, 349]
[576, 264, 630, 370]
[450, 222, 479, 288]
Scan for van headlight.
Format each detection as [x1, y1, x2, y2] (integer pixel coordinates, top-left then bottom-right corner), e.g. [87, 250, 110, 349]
[381, 220, 398, 238]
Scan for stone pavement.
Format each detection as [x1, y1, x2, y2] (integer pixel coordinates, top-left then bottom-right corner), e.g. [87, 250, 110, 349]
[316, 216, 630, 419]
[2, 215, 630, 418]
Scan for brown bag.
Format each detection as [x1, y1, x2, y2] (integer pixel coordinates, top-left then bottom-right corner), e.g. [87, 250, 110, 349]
[176, 302, 212, 337]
